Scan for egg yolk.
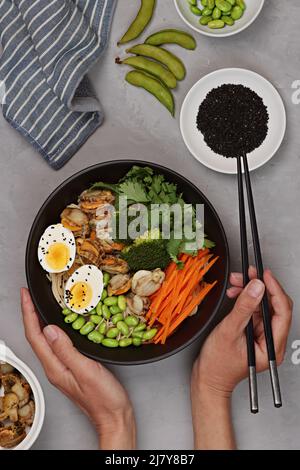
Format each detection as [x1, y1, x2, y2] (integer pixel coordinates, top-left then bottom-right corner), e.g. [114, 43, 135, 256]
[69, 282, 93, 310]
[45, 243, 70, 271]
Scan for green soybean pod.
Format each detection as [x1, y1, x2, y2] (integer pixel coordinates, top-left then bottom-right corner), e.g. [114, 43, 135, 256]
[112, 313, 124, 325]
[125, 316, 139, 327]
[117, 56, 177, 89]
[133, 323, 147, 333]
[201, 0, 208, 6]
[207, 0, 215, 9]
[64, 313, 78, 324]
[98, 322, 107, 335]
[102, 338, 119, 348]
[101, 289, 108, 301]
[143, 329, 158, 341]
[222, 15, 234, 25]
[133, 338, 142, 347]
[212, 7, 222, 19]
[200, 15, 212, 25]
[119, 338, 133, 348]
[80, 322, 95, 336]
[72, 317, 86, 330]
[96, 302, 102, 316]
[117, 321, 129, 336]
[208, 19, 225, 28]
[216, 0, 232, 13]
[132, 331, 144, 339]
[90, 315, 102, 325]
[231, 5, 243, 19]
[104, 296, 118, 307]
[62, 308, 71, 316]
[103, 272, 110, 287]
[202, 7, 212, 16]
[117, 295, 127, 312]
[106, 328, 119, 339]
[88, 331, 104, 344]
[190, 5, 202, 15]
[118, 0, 156, 45]
[236, 0, 245, 10]
[102, 304, 111, 320]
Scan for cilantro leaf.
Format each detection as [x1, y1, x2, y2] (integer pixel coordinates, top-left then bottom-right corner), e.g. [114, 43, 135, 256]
[121, 166, 153, 182]
[119, 181, 149, 203]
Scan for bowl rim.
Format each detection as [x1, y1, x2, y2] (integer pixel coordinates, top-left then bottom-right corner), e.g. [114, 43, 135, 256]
[26, 160, 230, 365]
[173, 0, 265, 38]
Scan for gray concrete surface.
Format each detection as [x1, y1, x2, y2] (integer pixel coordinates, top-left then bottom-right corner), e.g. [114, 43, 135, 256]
[0, 0, 299, 450]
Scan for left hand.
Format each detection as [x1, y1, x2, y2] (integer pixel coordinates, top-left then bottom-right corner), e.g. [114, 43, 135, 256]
[21, 288, 136, 450]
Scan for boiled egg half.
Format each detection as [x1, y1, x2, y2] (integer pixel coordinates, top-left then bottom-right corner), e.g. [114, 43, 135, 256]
[64, 265, 104, 314]
[38, 224, 76, 273]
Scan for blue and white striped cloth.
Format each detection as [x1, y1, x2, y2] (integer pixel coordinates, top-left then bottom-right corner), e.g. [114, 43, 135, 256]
[0, 0, 117, 169]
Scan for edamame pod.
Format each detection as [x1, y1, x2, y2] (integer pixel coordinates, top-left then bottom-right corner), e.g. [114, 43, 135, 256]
[102, 338, 119, 348]
[88, 331, 104, 344]
[125, 316, 139, 327]
[117, 321, 129, 336]
[64, 313, 78, 324]
[106, 328, 119, 339]
[126, 70, 175, 116]
[143, 329, 158, 341]
[208, 19, 225, 28]
[117, 56, 177, 89]
[112, 313, 124, 325]
[126, 44, 186, 80]
[119, 338, 133, 348]
[80, 322, 95, 336]
[145, 29, 196, 50]
[118, 0, 156, 45]
[118, 295, 127, 312]
[72, 317, 86, 330]
[231, 5, 243, 19]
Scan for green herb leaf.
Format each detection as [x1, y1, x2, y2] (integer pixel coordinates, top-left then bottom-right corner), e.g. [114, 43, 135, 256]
[119, 181, 149, 203]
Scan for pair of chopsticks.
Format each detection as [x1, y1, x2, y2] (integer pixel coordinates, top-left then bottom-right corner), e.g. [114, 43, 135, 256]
[237, 153, 282, 413]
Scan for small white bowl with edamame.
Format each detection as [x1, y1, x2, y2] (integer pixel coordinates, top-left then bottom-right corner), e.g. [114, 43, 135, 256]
[174, 0, 265, 38]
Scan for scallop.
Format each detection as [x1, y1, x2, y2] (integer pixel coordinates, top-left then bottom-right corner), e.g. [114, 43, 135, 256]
[38, 224, 76, 274]
[64, 265, 104, 314]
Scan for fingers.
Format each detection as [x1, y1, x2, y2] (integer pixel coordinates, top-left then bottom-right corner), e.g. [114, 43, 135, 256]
[226, 279, 265, 333]
[227, 286, 243, 299]
[228, 266, 257, 290]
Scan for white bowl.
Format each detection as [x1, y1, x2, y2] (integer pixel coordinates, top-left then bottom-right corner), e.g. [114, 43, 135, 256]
[174, 0, 265, 38]
[180, 68, 286, 174]
[0, 344, 45, 450]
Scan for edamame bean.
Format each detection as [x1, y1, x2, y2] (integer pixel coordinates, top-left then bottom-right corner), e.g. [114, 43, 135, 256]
[80, 322, 94, 336]
[190, 5, 202, 15]
[64, 313, 78, 324]
[62, 308, 71, 316]
[125, 316, 139, 327]
[117, 295, 127, 312]
[222, 15, 234, 25]
[119, 338, 133, 348]
[216, 0, 232, 13]
[98, 322, 107, 335]
[143, 329, 158, 341]
[208, 19, 225, 28]
[202, 8, 213, 16]
[212, 7, 222, 19]
[201, 0, 208, 6]
[132, 331, 144, 339]
[104, 296, 118, 307]
[72, 317, 86, 330]
[88, 331, 104, 344]
[90, 315, 102, 325]
[188, 0, 197, 5]
[236, 0, 245, 10]
[102, 338, 119, 348]
[101, 289, 108, 301]
[103, 272, 110, 287]
[110, 305, 122, 315]
[133, 338, 142, 347]
[117, 321, 129, 336]
[231, 5, 243, 19]
[96, 302, 103, 316]
[227, 0, 236, 5]
[126, 44, 186, 81]
[200, 15, 212, 25]
[102, 305, 111, 320]
[133, 323, 146, 333]
[117, 56, 177, 89]
[118, 0, 156, 45]
[207, 0, 215, 9]
[112, 313, 124, 325]
[106, 328, 119, 339]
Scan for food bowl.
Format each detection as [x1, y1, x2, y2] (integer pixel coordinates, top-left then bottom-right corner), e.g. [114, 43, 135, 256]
[26, 160, 229, 365]
[0, 344, 45, 450]
[174, 0, 265, 38]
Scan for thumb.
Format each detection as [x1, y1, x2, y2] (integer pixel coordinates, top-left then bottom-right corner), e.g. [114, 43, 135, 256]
[229, 279, 265, 332]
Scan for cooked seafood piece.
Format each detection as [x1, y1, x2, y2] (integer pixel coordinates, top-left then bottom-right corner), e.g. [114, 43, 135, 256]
[61, 206, 90, 238]
[131, 269, 165, 297]
[108, 274, 131, 296]
[98, 239, 125, 254]
[100, 256, 129, 274]
[11, 379, 31, 408]
[18, 400, 35, 426]
[0, 424, 27, 448]
[126, 294, 150, 316]
[0, 393, 19, 422]
[0, 362, 14, 375]
[76, 238, 105, 266]
[1, 373, 20, 393]
[79, 189, 115, 214]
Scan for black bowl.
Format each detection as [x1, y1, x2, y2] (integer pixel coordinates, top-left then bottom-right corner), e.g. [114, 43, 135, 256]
[26, 160, 229, 365]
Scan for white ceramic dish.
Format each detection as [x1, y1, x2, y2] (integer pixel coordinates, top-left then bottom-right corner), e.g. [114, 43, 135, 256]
[174, 0, 265, 38]
[0, 344, 45, 450]
[180, 68, 286, 174]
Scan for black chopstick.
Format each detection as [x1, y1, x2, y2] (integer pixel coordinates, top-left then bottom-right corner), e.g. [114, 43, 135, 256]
[242, 152, 282, 408]
[237, 156, 259, 414]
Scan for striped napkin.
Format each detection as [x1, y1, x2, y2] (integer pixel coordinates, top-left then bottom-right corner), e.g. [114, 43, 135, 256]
[0, 0, 116, 169]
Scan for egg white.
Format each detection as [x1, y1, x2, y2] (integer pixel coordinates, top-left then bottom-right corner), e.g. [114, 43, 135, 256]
[64, 265, 104, 314]
[38, 224, 76, 273]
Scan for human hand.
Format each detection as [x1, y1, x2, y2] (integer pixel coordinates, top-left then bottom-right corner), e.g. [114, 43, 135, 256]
[21, 288, 136, 450]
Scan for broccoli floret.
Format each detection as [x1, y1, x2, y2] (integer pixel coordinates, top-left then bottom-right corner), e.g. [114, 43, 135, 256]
[121, 230, 171, 271]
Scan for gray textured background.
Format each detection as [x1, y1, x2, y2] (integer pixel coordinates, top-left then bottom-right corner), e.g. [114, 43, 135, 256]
[0, 0, 299, 450]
